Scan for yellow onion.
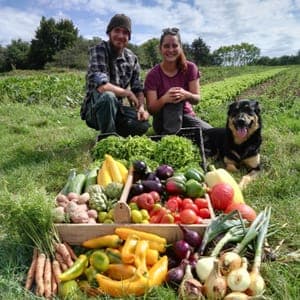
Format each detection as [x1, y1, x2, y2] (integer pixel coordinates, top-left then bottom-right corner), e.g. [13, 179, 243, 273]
[227, 257, 251, 292]
[195, 256, 215, 283]
[203, 259, 227, 300]
[219, 252, 242, 276]
[246, 268, 265, 296]
[224, 291, 264, 300]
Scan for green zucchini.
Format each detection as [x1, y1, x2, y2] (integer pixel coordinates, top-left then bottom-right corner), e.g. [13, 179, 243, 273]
[61, 169, 77, 195]
[84, 167, 99, 192]
[68, 173, 87, 195]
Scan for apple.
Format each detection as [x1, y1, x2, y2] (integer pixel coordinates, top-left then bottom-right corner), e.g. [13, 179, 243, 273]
[137, 193, 155, 211]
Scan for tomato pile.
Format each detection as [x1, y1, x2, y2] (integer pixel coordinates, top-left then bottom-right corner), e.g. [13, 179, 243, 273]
[127, 161, 212, 224]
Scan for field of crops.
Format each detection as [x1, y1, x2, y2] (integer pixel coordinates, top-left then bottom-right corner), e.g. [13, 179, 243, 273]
[0, 65, 299, 299]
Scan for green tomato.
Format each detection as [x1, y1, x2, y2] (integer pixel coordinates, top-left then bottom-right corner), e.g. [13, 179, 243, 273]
[98, 211, 108, 223]
[89, 250, 110, 273]
[58, 280, 79, 299]
[131, 209, 143, 223]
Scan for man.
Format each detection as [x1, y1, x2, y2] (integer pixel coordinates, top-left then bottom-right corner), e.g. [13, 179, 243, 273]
[80, 13, 149, 138]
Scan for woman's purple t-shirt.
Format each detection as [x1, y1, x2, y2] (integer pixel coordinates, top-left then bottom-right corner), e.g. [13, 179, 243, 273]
[144, 61, 200, 116]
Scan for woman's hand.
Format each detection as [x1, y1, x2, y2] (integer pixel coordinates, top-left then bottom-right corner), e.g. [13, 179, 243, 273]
[165, 87, 188, 103]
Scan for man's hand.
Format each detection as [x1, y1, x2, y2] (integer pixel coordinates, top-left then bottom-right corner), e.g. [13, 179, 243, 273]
[126, 90, 140, 107]
[137, 106, 149, 121]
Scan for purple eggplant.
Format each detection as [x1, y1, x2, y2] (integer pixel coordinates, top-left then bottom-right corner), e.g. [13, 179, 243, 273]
[145, 172, 161, 182]
[141, 180, 164, 194]
[129, 183, 144, 198]
[155, 164, 174, 180]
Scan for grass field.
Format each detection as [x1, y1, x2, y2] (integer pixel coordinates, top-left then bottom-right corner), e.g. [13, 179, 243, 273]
[0, 65, 299, 299]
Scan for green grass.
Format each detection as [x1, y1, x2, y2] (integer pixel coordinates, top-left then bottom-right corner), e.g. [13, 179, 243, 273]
[0, 66, 299, 299]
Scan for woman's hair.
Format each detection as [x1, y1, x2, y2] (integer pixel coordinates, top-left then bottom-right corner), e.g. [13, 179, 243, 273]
[160, 28, 188, 72]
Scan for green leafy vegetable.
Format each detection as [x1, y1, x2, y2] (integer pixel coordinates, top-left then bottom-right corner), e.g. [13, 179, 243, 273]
[154, 135, 200, 169]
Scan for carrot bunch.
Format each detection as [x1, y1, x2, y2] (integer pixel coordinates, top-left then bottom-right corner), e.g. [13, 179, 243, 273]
[25, 242, 77, 298]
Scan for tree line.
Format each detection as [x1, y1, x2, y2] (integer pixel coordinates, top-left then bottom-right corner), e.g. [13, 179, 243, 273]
[0, 17, 299, 73]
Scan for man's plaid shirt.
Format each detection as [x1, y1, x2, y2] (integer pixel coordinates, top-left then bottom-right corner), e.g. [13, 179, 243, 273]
[81, 40, 143, 119]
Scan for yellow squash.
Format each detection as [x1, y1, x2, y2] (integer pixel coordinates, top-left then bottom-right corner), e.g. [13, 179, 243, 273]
[205, 165, 245, 204]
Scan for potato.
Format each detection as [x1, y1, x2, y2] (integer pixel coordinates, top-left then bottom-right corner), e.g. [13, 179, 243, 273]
[77, 192, 90, 204]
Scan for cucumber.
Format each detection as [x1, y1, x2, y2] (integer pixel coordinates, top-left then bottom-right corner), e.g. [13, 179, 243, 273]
[84, 167, 99, 192]
[61, 169, 77, 195]
[68, 173, 87, 195]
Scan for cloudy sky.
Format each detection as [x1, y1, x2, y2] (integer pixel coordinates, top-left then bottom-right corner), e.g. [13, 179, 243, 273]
[1, 0, 300, 58]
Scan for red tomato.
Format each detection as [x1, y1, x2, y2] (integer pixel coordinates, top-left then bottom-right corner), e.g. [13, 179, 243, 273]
[172, 212, 181, 223]
[195, 216, 203, 224]
[182, 198, 193, 207]
[149, 191, 160, 202]
[168, 196, 183, 210]
[182, 203, 199, 214]
[129, 195, 140, 203]
[179, 209, 197, 224]
[210, 183, 234, 211]
[165, 198, 179, 212]
[225, 203, 257, 222]
[194, 197, 208, 209]
[198, 208, 211, 219]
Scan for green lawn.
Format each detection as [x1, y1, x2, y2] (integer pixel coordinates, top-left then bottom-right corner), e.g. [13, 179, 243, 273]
[0, 66, 299, 299]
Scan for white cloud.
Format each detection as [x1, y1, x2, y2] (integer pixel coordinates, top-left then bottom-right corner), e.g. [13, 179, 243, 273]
[0, 7, 41, 45]
[0, 0, 299, 57]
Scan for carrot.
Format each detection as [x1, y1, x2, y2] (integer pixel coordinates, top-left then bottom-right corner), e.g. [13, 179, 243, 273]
[64, 242, 77, 260]
[35, 251, 46, 296]
[43, 257, 52, 298]
[55, 252, 68, 271]
[51, 271, 58, 296]
[52, 260, 62, 284]
[55, 242, 73, 267]
[25, 247, 38, 290]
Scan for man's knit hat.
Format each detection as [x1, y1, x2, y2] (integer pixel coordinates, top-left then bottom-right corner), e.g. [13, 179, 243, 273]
[106, 14, 132, 39]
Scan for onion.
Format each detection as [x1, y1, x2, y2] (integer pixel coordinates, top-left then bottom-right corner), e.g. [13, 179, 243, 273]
[178, 264, 204, 300]
[203, 258, 227, 299]
[179, 224, 202, 248]
[166, 260, 187, 285]
[227, 257, 251, 292]
[195, 256, 215, 283]
[174, 239, 191, 259]
[246, 269, 265, 296]
[224, 292, 255, 300]
[219, 252, 242, 276]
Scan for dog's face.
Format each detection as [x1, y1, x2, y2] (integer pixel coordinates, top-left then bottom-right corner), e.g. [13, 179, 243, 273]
[227, 99, 261, 144]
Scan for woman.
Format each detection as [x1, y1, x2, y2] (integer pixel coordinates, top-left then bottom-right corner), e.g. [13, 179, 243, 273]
[144, 27, 212, 134]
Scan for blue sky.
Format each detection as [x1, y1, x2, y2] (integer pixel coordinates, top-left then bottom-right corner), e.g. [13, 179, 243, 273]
[1, 0, 300, 57]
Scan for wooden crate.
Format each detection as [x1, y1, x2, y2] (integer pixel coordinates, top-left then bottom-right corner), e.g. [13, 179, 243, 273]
[55, 221, 210, 245]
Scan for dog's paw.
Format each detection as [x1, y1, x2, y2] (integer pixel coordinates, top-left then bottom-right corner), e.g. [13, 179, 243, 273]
[238, 175, 252, 190]
[226, 163, 238, 172]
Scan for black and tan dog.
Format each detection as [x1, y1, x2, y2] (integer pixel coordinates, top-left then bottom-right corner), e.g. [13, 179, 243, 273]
[204, 99, 262, 189]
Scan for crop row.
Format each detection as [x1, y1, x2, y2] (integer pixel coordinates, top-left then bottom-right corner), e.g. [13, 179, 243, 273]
[0, 68, 286, 109]
[196, 68, 286, 113]
[0, 72, 85, 107]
